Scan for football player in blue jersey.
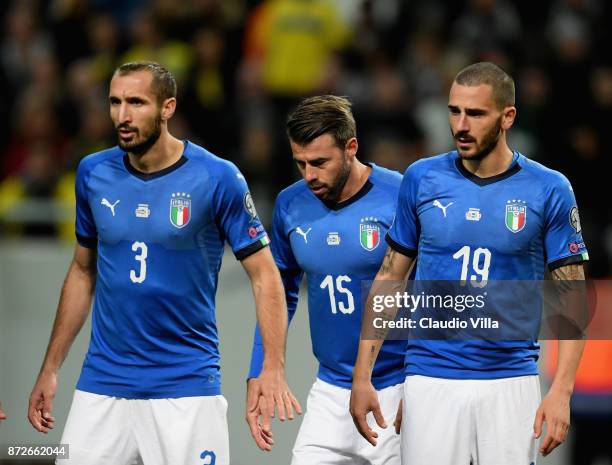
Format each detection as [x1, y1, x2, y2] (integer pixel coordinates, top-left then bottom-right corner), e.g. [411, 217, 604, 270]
[350, 62, 588, 464]
[27, 61, 300, 465]
[246, 95, 405, 464]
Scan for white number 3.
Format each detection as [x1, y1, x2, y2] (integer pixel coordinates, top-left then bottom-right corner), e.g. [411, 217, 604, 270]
[130, 241, 148, 283]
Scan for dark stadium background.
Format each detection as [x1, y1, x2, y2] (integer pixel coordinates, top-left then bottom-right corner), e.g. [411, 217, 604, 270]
[0, 1, 610, 464]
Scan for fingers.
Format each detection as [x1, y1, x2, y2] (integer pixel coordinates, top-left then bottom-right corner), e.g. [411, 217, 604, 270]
[246, 379, 260, 412]
[394, 400, 403, 435]
[280, 389, 302, 421]
[533, 407, 544, 439]
[540, 418, 569, 456]
[372, 404, 387, 430]
[259, 396, 272, 433]
[275, 391, 288, 422]
[290, 392, 303, 416]
[43, 396, 54, 423]
[246, 402, 274, 452]
[540, 433, 561, 457]
[352, 413, 379, 446]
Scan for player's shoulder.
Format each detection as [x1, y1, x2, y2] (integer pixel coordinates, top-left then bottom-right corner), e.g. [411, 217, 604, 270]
[77, 146, 123, 175]
[517, 153, 572, 190]
[183, 141, 242, 180]
[403, 151, 456, 183]
[275, 179, 311, 210]
[370, 163, 402, 189]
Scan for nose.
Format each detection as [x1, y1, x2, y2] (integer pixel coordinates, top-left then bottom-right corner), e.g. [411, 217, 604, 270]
[456, 113, 470, 133]
[118, 103, 131, 125]
[304, 165, 317, 183]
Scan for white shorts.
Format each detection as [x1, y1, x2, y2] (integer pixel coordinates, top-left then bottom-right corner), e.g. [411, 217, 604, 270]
[401, 375, 541, 465]
[58, 390, 229, 465]
[292, 378, 402, 465]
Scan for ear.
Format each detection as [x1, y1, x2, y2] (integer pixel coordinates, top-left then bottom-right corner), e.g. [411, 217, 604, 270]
[345, 137, 358, 159]
[502, 106, 516, 130]
[160, 97, 177, 121]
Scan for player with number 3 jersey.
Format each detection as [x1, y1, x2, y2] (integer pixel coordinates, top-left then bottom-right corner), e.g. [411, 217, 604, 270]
[27, 61, 300, 465]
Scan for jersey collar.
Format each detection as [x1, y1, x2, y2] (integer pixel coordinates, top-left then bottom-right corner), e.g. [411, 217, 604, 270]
[454, 151, 521, 186]
[123, 141, 189, 181]
[320, 163, 375, 211]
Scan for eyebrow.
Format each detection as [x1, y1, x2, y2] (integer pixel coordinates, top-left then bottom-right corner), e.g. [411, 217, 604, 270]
[294, 157, 328, 164]
[448, 105, 487, 115]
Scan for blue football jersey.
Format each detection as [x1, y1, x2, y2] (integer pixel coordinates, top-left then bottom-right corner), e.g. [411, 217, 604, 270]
[75, 141, 269, 398]
[387, 151, 589, 379]
[249, 164, 406, 389]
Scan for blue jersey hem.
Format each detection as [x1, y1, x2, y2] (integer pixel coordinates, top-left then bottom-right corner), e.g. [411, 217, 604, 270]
[76, 380, 221, 399]
[317, 367, 405, 390]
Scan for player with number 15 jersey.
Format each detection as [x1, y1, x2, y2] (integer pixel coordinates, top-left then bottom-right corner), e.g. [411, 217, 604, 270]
[247, 96, 405, 465]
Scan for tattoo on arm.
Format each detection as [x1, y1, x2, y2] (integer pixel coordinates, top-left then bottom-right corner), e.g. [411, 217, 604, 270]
[380, 247, 396, 275]
[552, 264, 585, 281]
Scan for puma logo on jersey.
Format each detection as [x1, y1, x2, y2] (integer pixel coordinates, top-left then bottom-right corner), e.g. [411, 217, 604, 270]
[296, 227, 312, 243]
[101, 198, 120, 216]
[432, 200, 453, 217]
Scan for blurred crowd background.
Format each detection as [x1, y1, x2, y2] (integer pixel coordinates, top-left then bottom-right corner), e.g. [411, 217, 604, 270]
[0, 0, 610, 276]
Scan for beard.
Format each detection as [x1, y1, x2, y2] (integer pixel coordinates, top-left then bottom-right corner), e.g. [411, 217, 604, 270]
[310, 156, 351, 203]
[454, 116, 503, 161]
[116, 113, 162, 155]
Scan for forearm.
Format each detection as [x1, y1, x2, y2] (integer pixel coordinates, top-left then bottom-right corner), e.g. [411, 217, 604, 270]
[548, 263, 586, 395]
[354, 248, 414, 381]
[549, 339, 585, 396]
[253, 272, 288, 371]
[40, 261, 95, 374]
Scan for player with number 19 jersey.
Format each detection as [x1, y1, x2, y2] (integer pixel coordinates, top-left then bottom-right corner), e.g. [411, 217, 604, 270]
[249, 164, 405, 390]
[386, 150, 589, 379]
[75, 140, 269, 399]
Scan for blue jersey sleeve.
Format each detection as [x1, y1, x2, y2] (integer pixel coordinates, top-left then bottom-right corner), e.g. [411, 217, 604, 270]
[386, 165, 419, 256]
[213, 165, 269, 260]
[544, 176, 589, 270]
[248, 197, 303, 379]
[75, 159, 97, 248]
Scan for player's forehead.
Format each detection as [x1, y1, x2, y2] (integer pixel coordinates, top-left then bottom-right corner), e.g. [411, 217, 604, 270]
[448, 82, 496, 110]
[109, 70, 155, 100]
[291, 133, 342, 160]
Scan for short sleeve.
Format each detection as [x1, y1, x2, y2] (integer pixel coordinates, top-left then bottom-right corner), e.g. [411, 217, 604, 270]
[386, 166, 419, 257]
[213, 165, 269, 260]
[544, 176, 589, 270]
[75, 160, 97, 248]
[270, 197, 299, 271]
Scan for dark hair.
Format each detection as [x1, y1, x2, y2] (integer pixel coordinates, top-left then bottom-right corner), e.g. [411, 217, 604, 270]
[454, 62, 515, 109]
[286, 95, 356, 148]
[114, 61, 177, 104]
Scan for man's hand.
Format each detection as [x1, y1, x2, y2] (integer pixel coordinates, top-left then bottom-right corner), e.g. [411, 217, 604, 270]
[394, 399, 403, 434]
[246, 378, 275, 451]
[257, 368, 302, 430]
[350, 379, 387, 446]
[28, 371, 57, 433]
[533, 388, 571, 456]
[0, 401, 7, 422]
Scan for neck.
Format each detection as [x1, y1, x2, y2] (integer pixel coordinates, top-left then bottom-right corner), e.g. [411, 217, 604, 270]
[461, 139, 514, 178]
[127, 130, 184, 174]
[338, 160, 371, 203]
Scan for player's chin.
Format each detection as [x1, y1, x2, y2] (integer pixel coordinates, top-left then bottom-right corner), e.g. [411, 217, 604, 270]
[309, 186, 328, 198]
[456, 147, 479, 159]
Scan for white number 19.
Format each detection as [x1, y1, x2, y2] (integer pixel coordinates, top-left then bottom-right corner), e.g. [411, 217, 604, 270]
[452, 246, 491, 287]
